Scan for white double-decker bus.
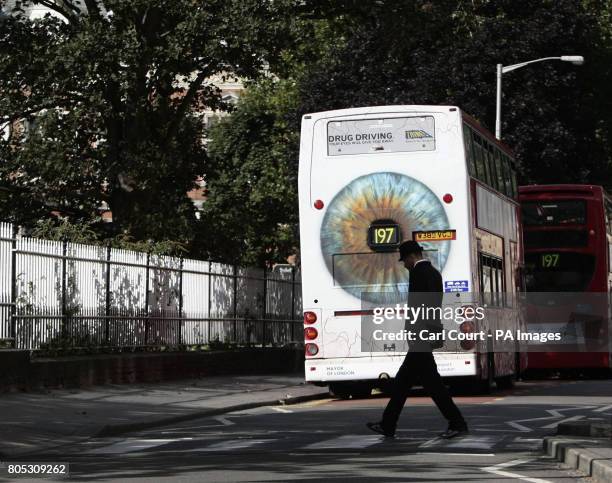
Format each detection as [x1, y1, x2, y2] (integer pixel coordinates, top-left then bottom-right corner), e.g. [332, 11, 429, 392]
[298, 105, 523, 397]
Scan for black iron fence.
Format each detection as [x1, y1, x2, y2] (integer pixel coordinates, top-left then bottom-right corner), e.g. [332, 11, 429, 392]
[0, 222, 302, 351]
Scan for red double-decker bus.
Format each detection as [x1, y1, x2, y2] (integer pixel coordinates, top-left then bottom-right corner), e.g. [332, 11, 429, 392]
[519, 184, 612, 373]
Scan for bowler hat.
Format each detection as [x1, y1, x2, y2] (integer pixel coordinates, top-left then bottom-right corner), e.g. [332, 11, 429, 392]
[398, 240, 423, 261]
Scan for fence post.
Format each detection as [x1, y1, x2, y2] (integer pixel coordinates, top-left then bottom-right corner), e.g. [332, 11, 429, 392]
[208, 260, 212, 344]
[10, 224, 17, 348]
[144, 252, 150, 346]
[178, 257, 184, 346]
[105, 244, 112, 345]
[262, 265, 267, 347]
[290, 266, 296, 342]
[232, 264, 237, 343]
[61, 239, 67, 341]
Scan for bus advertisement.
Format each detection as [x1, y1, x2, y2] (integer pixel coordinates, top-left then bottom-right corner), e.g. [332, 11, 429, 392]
[298, 105, 523, 397]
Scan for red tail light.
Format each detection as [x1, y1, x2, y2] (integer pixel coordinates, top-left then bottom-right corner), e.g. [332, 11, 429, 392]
[304, 327, 318, 340]
[304, 311, 317, 324]
[305, 343, 319, 356]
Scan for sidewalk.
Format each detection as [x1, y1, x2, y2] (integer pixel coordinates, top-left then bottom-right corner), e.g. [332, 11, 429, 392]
[544, 420, 612, 483]
[0, 374, 330, 458]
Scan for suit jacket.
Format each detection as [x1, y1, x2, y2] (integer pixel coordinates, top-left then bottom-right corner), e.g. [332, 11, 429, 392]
[404, 260, 444, 350]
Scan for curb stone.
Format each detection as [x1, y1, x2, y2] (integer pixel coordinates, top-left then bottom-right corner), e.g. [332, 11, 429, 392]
[544, 436, 612, 483]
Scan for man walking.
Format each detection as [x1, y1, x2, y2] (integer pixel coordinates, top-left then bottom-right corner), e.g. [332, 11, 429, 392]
[367, 240, 468, 439]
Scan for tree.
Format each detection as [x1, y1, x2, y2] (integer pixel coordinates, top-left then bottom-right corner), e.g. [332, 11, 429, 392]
[197, 10, 340, 266]
[197, 78, 300, 266]
[0, 0, 296, 243]
[297, 0, 612, 185]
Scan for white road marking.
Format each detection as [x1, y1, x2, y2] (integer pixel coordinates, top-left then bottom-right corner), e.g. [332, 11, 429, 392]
[445, 435, 498, 450]
[506, 437, 543, 450]
[200, 439, 269, 452]
[213, 416, 235, 426]
[504, 406, 596, 433]
[482, 458, 551, 483]
[419, 435, 498, 450]
[553, 405, 597, 413]
[304, 435, 382, 450]
[416, 452, 495, 456]
[88, 438, 192, 454]
[507, 421, 532, 432]
[271, 407, 293, 413]
[541, 414, 584, 429]
[593, 403, 612, 413]
[418, 437, 442, 448]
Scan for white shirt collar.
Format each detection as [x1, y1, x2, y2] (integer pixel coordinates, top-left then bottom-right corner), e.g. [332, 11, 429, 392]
[414, 258, 429, 266]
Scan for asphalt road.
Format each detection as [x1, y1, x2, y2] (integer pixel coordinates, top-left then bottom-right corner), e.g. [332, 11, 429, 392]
[10, 379, 612, 482]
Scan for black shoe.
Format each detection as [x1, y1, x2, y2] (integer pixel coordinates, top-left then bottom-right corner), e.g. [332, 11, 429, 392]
[366, 421, 395, 438]
[439, 425, 469, 439]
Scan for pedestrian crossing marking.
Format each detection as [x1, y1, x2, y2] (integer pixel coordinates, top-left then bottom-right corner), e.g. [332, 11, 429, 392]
[89, 438, 192, 454]
[81, 429, 547, 455]
[445, 435, 497, 450]
[506, 437, 542, 450]
[200, 439, 270, 451]
[418, 435, 499, 450]
[304, 435, 382, 450]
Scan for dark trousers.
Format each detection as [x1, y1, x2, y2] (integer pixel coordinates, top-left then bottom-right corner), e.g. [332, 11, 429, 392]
[382, 351, 466, 430]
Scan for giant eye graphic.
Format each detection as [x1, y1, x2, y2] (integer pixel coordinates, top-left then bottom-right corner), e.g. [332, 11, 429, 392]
[320, 172, 450, 303]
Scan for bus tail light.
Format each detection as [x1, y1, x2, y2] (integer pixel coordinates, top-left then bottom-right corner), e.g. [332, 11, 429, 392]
[304, 327, 318, 340]
[304, 311, 317, 324]
[305, 343, 319, 356]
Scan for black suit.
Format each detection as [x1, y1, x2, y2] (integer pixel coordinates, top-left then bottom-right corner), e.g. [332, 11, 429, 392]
[382, 260, 466, 432]
[404, 259, 444, 351]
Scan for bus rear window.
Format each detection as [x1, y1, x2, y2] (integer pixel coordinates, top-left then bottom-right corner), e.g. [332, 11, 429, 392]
[521, 200, 586, 226]
[524, 252, 595, 291]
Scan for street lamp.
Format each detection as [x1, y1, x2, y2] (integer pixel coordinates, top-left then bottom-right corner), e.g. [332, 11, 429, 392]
[495, 55, 584, 140]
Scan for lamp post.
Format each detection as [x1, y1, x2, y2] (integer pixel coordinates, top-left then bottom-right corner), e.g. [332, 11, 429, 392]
[495, 55, 584, 140]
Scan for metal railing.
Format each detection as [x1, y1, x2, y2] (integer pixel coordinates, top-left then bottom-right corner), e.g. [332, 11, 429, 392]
[0, 222, 302, 351]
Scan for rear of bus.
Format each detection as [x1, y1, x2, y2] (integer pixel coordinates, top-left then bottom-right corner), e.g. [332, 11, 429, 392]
[298, 106, 478, 391]
[519, 184, 611, 371]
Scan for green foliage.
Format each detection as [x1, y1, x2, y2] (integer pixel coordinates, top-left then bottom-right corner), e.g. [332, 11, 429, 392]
[297, 0, 612, 185]
[0, 0, 297, 244]
[200, 0, 612, 268]
[3, 0, 612, 268]
[31, 217, 99, 244]
[30, 216, 187, 256]
[197, 79, 300, 266]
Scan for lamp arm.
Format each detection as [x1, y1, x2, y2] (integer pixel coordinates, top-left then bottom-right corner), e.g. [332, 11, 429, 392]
[502, 57, 562, 74]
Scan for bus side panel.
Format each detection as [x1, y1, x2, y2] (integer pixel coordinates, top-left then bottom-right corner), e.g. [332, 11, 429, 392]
[471, 180, 522, 380]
